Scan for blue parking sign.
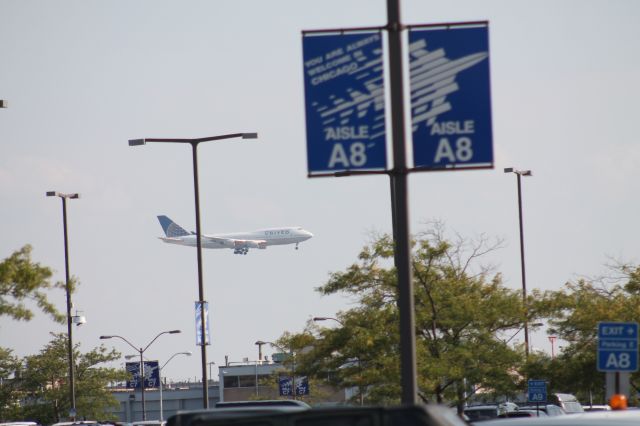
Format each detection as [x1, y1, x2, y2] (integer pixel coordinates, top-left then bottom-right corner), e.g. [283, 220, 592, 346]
[409, 25, 493, 170]
[598, 322, 638, 372]
[303, 32, 387, 175]
[527, 379, 547, 403]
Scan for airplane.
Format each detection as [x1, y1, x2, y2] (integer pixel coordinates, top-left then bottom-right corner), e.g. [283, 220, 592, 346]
[156, 215, 313, 255]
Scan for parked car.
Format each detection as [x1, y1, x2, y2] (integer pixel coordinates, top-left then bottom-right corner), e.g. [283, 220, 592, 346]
[131, 421, 166, 426]
[168, 404, 467, 426]
[518, 405, 566, 416]
[464, 403, 518, 422]
[214, 400, 310, 409]
[498, 410, 549, 418]
[479, 409, 640, 426]
[584, 404, 611, 412]
[0, 423, 40, 426]
[548, 393, 584, 413]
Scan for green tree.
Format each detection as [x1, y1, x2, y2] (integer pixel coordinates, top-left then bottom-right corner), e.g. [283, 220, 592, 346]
[528, 263, 640, 404]
[0, 347, 22, 421]
[0, 245, 65, 323]
[15, 333, 126, 424]
[286, 225, 530, 409]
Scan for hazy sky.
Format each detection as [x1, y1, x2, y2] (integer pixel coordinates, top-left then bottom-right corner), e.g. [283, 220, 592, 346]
[1, 0, 639, 383]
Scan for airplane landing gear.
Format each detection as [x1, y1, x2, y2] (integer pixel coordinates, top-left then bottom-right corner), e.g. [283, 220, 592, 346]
[295, 243, 299, 250]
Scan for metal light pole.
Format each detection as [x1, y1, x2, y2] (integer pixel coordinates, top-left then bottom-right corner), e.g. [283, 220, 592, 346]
[100, 330, 181, 420]
[129, 132, 257, 408]
[386, 0, 417, 404]
[46, 191, 79, 420]
[548, 336, 557, 359]
[504, 167, 533, 357]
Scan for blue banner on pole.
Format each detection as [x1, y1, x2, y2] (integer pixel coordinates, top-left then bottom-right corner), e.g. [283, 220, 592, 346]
[195, 301, 211, 346]
[125, 361, 159, 389]
[409, 25, 493, 170]
[278, 375, 310, 396]
[302, 32, 387, 175]
[295, 376, 310, 396]
[278, 376, 292, 397]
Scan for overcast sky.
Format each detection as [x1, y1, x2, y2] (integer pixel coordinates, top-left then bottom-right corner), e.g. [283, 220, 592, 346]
[1, 0, 639, 383]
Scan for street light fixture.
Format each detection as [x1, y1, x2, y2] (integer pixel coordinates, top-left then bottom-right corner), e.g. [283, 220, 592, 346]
[312, 316, 344, 326]
[100, 330, 181, 420]
[503, 322, 544, 345]
[504, 167, 533, 357]
[47, 191, 80, 420]
[129, 132, 258, 408]
[254, 340, 267, 363]
[0, 100, 7, 108]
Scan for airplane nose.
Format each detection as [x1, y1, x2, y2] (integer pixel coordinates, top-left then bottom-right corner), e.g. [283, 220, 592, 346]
[306, 231, 314, 239]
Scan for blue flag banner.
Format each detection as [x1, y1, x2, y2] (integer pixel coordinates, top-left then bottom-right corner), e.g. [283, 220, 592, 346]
[409, 25, 493, 170]
[195, 301, 211, 346]
[278, 375, 310, 396]
[295, 376, 310, 396]
[278, 376, 293, 397]
[303, 32, 387, 175]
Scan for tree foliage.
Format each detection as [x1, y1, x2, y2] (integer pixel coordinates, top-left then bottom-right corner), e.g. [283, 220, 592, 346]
[527, 263, 640, 404]
[0, 245, 65, 323]
[285, 225, 529, 408]
[1, 334, 127, 424]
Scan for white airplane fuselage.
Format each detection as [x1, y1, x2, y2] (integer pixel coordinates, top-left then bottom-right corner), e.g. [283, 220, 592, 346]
[161, 228, 311, 248]
[156, 215, 313, 254]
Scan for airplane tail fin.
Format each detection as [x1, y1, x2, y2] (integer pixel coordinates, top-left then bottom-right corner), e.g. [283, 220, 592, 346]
[157, 215, 190, 238]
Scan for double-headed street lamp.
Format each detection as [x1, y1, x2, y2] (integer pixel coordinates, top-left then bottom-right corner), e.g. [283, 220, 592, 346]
[123, 350, 191, 421]
[46, 191, 80, 420]
[504, 167, 533, 357]
[129, 132, 257, 408]
[100, 330, 181, 420]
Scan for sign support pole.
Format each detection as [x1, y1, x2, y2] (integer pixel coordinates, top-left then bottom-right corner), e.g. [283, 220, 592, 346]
[386, 0, 417, 404]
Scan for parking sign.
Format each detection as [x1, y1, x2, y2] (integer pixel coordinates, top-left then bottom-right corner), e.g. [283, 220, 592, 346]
[527, 379, 547, 403]
[598, 322, 638, 372]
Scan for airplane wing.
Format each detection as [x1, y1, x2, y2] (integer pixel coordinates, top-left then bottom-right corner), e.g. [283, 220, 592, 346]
[203, 236, 267, 250]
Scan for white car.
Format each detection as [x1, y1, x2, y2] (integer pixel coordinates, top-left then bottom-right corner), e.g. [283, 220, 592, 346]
[479, 410, 640, 425]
